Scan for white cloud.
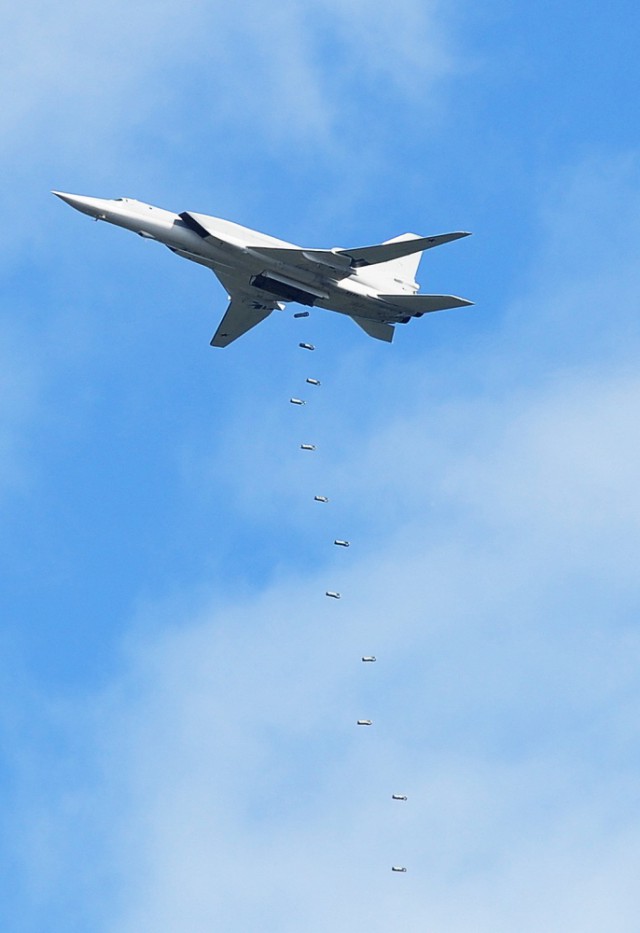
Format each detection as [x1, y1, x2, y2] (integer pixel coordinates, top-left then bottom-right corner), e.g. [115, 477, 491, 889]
[0, 0, 465, 523]
[18, 506, 640, 931]
[90, 153, 640, 931]
[1, 0, 459, 171]
[9, 153, 640, 931]
[4, 0, 640, 903]
[1, 1, 192, 156]
[319, 0, 456, 90]
[1, 0, 466, 289]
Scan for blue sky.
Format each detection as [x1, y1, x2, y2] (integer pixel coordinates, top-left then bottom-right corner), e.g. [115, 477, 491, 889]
[2, 1, 640, 930]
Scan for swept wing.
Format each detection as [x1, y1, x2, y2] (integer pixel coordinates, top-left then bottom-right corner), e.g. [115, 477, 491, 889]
[210, 268, 281, 347]
[252, 232, 471, 277]
[210, 295, 276, 347]
[335, 231, 470, 267]
[181, 210, 470, 279]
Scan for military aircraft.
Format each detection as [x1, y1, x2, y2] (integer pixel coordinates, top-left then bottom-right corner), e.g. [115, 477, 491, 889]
[53, 192, 472, 347]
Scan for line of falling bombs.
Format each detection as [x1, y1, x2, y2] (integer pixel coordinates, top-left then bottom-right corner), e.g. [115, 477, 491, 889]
[295, 333, 407, 874]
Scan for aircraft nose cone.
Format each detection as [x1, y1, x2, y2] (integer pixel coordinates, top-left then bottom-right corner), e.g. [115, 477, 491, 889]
[51, 191, 105, 217]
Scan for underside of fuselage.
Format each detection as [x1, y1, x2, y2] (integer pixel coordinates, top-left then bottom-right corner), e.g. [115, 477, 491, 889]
[250, 273, 326, 307]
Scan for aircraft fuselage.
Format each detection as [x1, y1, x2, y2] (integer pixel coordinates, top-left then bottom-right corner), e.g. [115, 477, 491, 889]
[53, 192, 472, 346]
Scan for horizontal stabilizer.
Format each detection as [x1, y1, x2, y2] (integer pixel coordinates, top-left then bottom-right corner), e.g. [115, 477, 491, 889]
[338, 231, 470, 268]
[350, 316, 395, 343]
[380, 294, 474, 318]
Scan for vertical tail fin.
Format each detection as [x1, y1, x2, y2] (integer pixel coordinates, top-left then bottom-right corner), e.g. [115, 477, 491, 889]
[362, 233, 423, 294]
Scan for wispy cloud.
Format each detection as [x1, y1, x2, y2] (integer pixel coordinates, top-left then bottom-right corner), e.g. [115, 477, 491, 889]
[1, 0, 460, 173]
[6, 152, 640, 931]
[319, 0, 456, 90]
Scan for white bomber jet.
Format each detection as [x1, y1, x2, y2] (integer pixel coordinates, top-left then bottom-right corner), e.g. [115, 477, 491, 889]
[53, 192, 472, 346]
